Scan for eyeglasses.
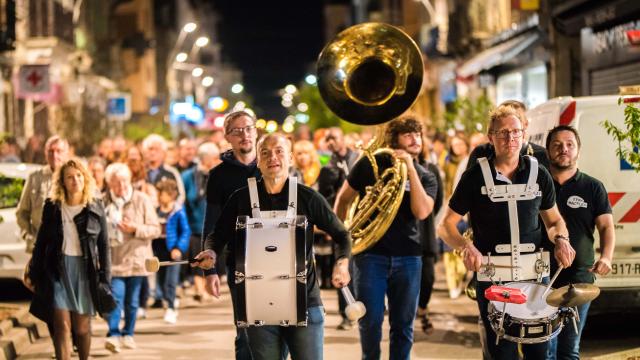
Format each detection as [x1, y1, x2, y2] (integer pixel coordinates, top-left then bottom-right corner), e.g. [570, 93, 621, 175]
[227, 125, 256, 136]
[491, 128, 523, 139]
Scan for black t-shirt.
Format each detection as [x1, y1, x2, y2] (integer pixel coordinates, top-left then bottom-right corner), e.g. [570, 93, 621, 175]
[205, 178, 351, 308]
[449, 156, 556, 255]
[549, 171, 612, 286]
[347, 153, 438, 257]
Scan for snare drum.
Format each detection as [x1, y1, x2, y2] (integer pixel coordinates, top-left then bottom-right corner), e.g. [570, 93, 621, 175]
[487, 282, 565, 344]
[234, 215, 309, 328]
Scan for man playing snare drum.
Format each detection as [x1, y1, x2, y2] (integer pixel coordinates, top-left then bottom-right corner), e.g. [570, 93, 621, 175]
[194, 133, 351, 360]
[439, 104, 576, 359]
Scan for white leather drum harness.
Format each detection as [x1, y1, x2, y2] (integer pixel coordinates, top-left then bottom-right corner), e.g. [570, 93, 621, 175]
[477, 156, 550, 282]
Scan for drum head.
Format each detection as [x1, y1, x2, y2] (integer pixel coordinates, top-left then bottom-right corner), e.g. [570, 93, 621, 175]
[490, 282, 557, 320]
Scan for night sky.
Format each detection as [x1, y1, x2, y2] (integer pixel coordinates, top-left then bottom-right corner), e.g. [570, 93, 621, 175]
[209, 1, 326, 120]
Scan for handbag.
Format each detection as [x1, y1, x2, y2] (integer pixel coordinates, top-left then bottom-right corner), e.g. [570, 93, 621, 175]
[95, 272, 117, 315]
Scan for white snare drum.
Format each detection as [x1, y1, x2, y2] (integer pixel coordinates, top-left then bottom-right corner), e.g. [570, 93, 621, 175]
[488, 282, 565, 344]
[234, 215, 309, 328]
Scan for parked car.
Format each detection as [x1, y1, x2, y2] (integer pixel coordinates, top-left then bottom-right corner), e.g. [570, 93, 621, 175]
[0, 163, 41, 281]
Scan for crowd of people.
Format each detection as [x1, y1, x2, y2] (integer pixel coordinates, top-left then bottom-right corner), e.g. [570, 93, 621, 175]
[12, 100, 615, 360]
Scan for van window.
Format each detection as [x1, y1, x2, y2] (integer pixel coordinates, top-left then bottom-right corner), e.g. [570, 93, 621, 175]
[0, 175, 25, 209]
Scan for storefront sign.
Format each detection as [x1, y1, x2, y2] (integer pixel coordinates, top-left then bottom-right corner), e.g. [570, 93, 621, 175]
[18, 65, 50, 95]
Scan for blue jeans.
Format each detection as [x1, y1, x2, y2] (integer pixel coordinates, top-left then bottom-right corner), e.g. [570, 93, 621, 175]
[155, 264, 181, 309]
[354, 254, 422, 360]
[547, 302, 590, 360]
[246, 306, 324, 360]
[476, 279, 549, 360]
[107, 276, 145, 337]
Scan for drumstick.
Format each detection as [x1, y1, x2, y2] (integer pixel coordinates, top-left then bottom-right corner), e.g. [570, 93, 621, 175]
[145, 257, 201, 273]
[542, 265, 564, 298]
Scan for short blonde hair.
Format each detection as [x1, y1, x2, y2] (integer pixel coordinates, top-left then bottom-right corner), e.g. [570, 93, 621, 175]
[50, 158, 95, 205]
[488, 105, 523, 132]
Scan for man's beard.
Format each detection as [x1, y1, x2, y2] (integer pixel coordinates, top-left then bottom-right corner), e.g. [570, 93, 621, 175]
[239, 146, 253, 155]
[551, 156, 576, 170]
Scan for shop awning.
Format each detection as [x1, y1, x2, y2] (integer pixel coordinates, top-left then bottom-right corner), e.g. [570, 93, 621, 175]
[457, 32, 540, 78]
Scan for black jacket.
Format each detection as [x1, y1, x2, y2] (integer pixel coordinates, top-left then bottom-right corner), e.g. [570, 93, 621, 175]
[29, 199, 111, 323]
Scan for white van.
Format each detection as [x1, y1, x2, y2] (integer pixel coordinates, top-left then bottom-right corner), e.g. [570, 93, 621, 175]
[527, 95, 640, 313]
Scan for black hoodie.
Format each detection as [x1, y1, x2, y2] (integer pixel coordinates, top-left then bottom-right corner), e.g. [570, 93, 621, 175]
[201, 150, 261, 272]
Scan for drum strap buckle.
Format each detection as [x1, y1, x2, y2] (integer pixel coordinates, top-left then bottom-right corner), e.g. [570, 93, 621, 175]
[534, 249, 549, 282]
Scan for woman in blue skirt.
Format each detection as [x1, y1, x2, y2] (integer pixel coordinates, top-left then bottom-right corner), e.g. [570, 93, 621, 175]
[29, 158, 111, 360]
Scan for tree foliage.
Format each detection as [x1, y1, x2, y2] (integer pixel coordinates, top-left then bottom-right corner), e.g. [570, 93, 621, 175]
[294, 84, 363, 133]
[442, 94, 493, 134]
[601, 98, 640, 172]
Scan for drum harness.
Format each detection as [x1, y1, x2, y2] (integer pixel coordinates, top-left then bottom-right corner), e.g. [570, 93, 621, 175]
[477, 156, 550, 283]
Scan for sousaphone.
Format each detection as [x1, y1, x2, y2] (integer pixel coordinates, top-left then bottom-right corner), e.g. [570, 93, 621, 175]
[317, 23, 424, 254]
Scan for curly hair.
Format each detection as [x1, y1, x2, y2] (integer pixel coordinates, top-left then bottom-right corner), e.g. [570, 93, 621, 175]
[50, 157, 96, 205]
[385, 116, 423, 149]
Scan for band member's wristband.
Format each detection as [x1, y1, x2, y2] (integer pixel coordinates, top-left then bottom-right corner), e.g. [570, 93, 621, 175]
[553, 234, 570, 244]
[204, 268, 218, 276]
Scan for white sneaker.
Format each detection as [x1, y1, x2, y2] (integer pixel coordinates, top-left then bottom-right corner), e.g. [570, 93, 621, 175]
[164, 308, 178, 324]
[136, 307, 147, 319]
[174, 298, 180, 309]
[122, 335, 137, 349]
[449, 287, 462, 299]
[105, 336, 121, 353]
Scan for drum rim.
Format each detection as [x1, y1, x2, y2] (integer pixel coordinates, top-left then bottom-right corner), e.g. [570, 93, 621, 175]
[488, 302, 561, 323]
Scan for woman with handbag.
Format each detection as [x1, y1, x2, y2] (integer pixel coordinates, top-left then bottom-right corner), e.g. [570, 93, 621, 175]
[28, 158, 113, 360]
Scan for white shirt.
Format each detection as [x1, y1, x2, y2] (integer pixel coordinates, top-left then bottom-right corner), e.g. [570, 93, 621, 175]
[61, 203, 84, 256]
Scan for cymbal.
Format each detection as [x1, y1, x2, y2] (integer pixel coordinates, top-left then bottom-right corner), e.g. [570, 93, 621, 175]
[546, 283, 601, 308]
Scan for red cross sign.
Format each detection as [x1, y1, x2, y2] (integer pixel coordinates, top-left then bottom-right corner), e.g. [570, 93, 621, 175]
[19, 65, 50, 95]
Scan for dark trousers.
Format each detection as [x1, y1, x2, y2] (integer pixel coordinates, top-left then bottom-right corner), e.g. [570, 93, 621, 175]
[418, 255, 436, 309]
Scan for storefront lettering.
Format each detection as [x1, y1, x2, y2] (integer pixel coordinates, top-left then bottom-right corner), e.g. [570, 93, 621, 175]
[593, 20, 640, 54]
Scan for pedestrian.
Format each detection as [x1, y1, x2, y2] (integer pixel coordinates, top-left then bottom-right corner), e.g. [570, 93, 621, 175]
[182, 142, 221, 301]
[16, 135, 69, 253]
[334, 116, 438, 360]
[416, 134, 444, 334]
[545, 125, 615, 360]
[176, 138, 198, 173]
[152, 179, 191, 324]
[439, 104, 575, 359]
[142, 134, 186, 204]
[201, 111, 262, 360]
[28, 158, 111, 360]
[103, 162, 161, 353]
[194, 133, 352, 360]
[317, 127, 359, 330]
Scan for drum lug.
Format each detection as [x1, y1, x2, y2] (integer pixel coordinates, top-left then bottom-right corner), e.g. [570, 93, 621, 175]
[235, 271, 245, 284]
[297, 320, 307, 327]
[254, 320, 265, 326]
[296, 270, 307, 284]
[520, 325, 525, 338]
[547, 322, 552, 336]
[280, 320, 290, 327]
[251, 222, 263, 229]
[278, 222, 291, 228]
[236, 320, 248, 328]
[247, 275, 264, 280]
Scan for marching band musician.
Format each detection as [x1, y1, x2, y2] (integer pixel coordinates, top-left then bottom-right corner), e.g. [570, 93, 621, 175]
[439, 104, 575, 359]
[544, 125, 615, 360]
[334, 116, 438, 360]
[194, 133, 351, 360]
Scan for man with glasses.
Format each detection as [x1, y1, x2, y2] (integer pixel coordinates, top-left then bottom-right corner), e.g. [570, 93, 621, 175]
[439, 104, 575, 359]
[466, 100, 549, 171]
[201, 110, 261, 360]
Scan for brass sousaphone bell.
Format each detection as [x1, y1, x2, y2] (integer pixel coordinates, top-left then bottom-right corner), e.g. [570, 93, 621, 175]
[317, 23, 424, 254]
[317, 23, 424, 126]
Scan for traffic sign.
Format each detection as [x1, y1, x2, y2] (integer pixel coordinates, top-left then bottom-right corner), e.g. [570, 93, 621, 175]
[18, 65, 50, 95]
[107, 92, 132, 121]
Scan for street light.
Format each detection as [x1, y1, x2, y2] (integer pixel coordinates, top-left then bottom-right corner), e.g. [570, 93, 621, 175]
[192, 67, 204, 77]
[176, 52, 188, 62]
[195, 36, 210, 47]
[183, 22, 197, 33]
[202, 76, 214, 87]
[231, 83, 244, 94]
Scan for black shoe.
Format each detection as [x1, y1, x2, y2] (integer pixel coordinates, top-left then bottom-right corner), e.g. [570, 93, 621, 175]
[421, 315, 434, 335]
[336, 318, 355, 330]
[150, 299, 164, 308]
